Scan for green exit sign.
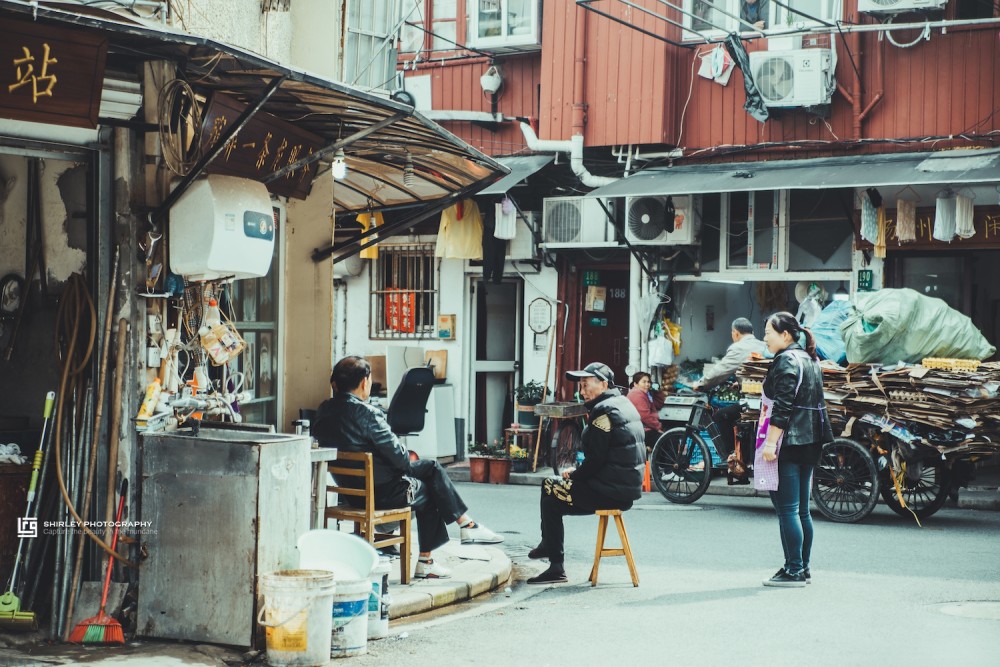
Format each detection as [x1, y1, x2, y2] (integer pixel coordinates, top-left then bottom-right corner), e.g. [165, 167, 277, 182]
[582, 271, 601, 286]
[857, 269, 874, 292]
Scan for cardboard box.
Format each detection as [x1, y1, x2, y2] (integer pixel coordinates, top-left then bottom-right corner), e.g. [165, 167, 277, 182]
[368, 355, 387, 390]
[424, 349, 448, 381]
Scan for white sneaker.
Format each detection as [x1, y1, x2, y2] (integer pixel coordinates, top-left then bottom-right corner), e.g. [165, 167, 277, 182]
[660, 472, 682, 483]
[460, 522, 504, 545]
[414, 559, 452, 579]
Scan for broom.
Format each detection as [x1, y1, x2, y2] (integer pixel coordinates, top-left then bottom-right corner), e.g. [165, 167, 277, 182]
[68, 479, 127, 644]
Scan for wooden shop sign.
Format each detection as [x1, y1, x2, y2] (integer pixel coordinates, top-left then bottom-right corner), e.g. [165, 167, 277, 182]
[0, 18, 107, 128]
[200, 92, 324, 200]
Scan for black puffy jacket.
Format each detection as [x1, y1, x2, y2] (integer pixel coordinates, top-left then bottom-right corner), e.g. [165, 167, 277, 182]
[571, 389, 646, 502]
[761, 344, 834, 447]
[312, 393, 411, 503]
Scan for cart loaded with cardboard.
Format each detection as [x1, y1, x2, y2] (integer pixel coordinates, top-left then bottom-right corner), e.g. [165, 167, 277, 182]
[738, 289, 1000, 524]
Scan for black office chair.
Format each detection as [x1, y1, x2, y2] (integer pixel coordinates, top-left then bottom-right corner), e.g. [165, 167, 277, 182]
[386, 366, 435, 436]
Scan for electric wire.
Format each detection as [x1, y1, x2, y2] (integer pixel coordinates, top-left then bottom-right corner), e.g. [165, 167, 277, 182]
[157, 78, 203, 177]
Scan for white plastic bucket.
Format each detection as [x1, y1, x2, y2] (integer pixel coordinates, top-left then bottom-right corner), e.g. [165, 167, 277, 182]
[258, 569, 336, 667]
[297, 530, 378, 581]
[330, 578, 370, 658]
[368, 556, 392, 640]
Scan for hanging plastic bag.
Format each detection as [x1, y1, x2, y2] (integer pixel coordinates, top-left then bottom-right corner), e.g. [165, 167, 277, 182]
[494, 198, 517, 240]
[648, 333, 674, 368]
[663, 318, 683, 356]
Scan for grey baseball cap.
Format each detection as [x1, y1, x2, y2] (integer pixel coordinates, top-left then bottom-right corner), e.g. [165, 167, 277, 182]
[565, 362, 614, 385]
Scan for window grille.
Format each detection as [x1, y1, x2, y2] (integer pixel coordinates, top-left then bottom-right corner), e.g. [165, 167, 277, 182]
[370, 243, 438, 339]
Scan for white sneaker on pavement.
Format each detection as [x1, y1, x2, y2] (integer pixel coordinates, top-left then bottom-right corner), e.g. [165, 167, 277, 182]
[660, 472, 682, 483]
[414, 559, 452, 579]
[460, 522, 504, 545]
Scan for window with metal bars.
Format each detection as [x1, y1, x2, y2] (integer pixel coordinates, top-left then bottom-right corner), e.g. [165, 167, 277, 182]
[370, 243, 438, 339]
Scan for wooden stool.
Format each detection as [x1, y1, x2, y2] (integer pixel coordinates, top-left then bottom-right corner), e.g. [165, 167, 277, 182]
[588, 509, 639, 587]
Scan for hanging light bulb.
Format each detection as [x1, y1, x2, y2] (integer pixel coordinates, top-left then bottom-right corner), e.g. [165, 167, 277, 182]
[403, 153, 415, 187]
[834, 281, 849, 301]
[331, 148, 347, 180]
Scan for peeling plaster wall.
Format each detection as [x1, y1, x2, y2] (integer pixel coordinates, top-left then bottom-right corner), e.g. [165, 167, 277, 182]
[0, 156, 27, 276]
[178, 0, 294, 62]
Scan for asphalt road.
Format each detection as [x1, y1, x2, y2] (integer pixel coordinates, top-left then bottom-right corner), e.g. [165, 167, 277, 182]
[350, 482, 1000, 667]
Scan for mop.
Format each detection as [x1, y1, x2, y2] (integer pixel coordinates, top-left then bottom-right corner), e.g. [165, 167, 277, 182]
[0, 391, 55, 631]
[68, 479, 127, 644]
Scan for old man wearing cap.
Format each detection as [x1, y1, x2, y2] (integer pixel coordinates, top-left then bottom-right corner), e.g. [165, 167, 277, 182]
[527, 362, 646, 584]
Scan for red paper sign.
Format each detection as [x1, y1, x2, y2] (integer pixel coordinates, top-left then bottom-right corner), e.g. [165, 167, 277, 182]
[384, 289, 416, 333]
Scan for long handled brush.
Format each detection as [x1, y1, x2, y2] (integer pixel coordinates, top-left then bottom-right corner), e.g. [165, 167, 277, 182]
[0, 391, 55, 631]
[68, 479, 127, 644]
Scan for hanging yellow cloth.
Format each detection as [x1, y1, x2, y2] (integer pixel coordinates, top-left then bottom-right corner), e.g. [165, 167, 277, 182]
[874, 206, 887, 259]
[435, 199, 483, 260]
[356, 212, 383, 259]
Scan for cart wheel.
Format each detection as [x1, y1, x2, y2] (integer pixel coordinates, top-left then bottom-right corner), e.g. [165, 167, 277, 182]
[549, 420, 581, 476]
[650, 428, 711, 504]
[880, 461, 951, 520]
[812, 438, 879, 523]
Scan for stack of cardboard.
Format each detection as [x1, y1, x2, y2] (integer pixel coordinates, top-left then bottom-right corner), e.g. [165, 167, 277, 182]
[737, 360, 1000, 457]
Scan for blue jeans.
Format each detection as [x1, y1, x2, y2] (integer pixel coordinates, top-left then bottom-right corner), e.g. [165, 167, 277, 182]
[768, 461, 814, 575]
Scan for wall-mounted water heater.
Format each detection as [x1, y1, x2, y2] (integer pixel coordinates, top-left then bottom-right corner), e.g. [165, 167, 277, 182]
[169, 175, 275, 281]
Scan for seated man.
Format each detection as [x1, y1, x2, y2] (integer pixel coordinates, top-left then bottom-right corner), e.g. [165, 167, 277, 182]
[527, 362, 645, 585]
[313, 355, 502, 579]
[694, 317, 767, 473]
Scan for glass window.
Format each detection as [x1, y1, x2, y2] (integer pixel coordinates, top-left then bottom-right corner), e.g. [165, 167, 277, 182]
[370, 243, 439, 339]
[727, 192, 750, 269]
[401, 0, 427, 53]
[787, 189, 853, 271]
[751, 190, 776, 268]
[345, 0, 400, 90]
[774, 0, 842, 28]
[224, 204, 282, 427]
[468, 0, 540, 49]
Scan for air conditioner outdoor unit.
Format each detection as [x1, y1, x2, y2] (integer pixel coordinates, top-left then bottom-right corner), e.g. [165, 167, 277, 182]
[542, 197, 617, 247]
[625, 195, 700, 246]
[507, 211, 539, 260]
[858, 0, 946, 13]
[748, 49, 833, 107]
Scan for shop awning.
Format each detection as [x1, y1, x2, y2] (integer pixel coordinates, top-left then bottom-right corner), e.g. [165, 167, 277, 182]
[0, 1, 506, 217]
[587, 149, 1000, 199]
[478, 155, 554, 195]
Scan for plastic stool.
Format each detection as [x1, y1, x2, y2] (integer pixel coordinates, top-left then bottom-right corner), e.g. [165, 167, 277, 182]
[588, 509, 639, 587]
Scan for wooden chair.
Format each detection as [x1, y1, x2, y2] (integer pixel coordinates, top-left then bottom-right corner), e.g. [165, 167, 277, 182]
[588, 509, 639, 587]
[325, 451, 412, 584]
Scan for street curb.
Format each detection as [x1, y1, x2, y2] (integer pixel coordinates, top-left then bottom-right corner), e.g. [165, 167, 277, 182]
[387, 544, 512, 619]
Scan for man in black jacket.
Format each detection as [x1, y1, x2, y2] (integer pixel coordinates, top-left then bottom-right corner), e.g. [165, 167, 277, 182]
[527, 362, 646, 585]
[314, 356, 502, 579]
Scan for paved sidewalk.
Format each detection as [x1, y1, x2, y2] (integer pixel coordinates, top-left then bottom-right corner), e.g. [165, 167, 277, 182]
[0, 542, 511, 666]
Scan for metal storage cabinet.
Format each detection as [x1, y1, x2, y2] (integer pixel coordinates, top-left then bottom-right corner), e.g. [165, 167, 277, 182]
[137, 428, 310, 646]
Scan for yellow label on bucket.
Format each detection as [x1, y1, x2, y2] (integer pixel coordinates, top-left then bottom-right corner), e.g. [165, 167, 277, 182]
[266, 610, 308, 652]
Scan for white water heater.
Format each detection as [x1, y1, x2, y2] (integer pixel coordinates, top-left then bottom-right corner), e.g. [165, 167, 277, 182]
[169, 175, 275, 281]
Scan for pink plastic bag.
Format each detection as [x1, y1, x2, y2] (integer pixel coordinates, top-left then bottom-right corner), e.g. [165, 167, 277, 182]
[754, 395, 782, 492]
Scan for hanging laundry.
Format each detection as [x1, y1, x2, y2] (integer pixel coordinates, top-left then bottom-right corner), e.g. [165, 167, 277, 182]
[436, 199, 484, 259]
[954, 194, 975, 239]
[480, 198, 506, 284]
[933, 191, 956, 242]
[494, 196, 517, 240]
[874, 206, 887, 259]
[895, 199, 916, 243]
[860, 196, 878, 243]
[356, 211, 383, 259]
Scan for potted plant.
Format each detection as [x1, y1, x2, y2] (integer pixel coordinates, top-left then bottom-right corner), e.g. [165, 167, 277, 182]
[486, 439, 512, 485]
[514, 380, 549, 428]
[510, 444, 530, 474]
[468, 441, 492, 483]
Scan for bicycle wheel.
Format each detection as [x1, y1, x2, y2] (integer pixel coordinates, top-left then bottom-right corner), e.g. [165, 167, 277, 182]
[550, 419, 582, 476]
[812, 438, 879, 524]
[880, 460, 951, 520]
[650, 428, 712, 504]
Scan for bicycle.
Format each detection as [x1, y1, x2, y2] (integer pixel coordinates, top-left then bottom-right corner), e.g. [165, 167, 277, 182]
[533, 402, 588, 476]
[650, 393, 727, 503]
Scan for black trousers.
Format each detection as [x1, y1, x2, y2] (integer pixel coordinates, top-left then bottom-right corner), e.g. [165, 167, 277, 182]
[374, 459, 468, 553]
[539, 477, 632, 566]
[711, 403, 742, 458]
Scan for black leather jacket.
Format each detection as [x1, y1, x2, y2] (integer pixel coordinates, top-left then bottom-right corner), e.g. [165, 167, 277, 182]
[313, 393, 411, 502]
[761, 344, 834, 447]
[571, 389, 646, 502]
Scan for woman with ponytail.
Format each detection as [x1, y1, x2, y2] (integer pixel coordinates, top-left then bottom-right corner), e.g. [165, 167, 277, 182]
[759, 311, 833, 587]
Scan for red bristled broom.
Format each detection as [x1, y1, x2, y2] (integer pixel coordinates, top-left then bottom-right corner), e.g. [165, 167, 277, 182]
[69, 479, 127, 644]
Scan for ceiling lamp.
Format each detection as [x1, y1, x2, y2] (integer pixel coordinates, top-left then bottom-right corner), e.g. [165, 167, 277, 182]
[331, 148, 347, 180]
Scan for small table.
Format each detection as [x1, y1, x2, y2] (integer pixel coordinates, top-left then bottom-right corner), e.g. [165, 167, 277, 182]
[310, 447, 339, 529]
